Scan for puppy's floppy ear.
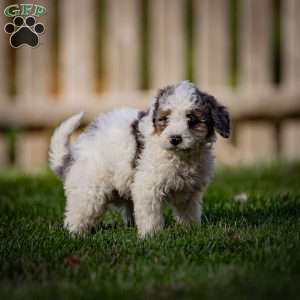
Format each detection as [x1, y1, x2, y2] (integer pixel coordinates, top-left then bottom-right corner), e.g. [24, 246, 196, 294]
[205, 95, 230, 138]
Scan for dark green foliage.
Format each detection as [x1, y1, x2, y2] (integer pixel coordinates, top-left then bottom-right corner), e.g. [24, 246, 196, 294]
[0, 163, 300, 299]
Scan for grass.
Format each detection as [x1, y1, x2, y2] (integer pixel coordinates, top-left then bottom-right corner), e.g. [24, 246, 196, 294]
[0, 162, 300, 300]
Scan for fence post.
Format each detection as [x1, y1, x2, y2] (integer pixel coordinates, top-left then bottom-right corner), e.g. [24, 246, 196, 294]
[105, 0, 141, 91]
[15, 0, 53, 171]
[59, 0, 95, 97]
[149, 0, 186, 88]
[281, 0, 300, 160]
[194, 0, 229, 90]
[0, 1, 10, 167]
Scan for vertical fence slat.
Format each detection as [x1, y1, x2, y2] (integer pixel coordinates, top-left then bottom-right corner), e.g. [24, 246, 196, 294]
[0, 1, 10, 167]
[281, 0, 300, 160]
[0, 133, 9, 168]
[149, 0, 186, 88]
[15, 0, 53, 171]
[214, 138, 241, 165]
[0, 1, 9, 97]
[282, 0, 300, 89]
[16, 131, 50, 172]
[60, 0, 95, 97]
[15, 0, 52, 98]
[240, 0, 272, 90]
[237, 0, 276, 162]
[281, 120, 300, 160]
[194, 0, 229, 90]
[237, 122, 277, 163]
[105, 0, 141, 91]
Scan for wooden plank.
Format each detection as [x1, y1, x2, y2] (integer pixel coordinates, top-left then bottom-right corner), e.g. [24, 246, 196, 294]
[15, 0, 52, 98]
[0, 134, 9, 168]
[281, 120, 300, 160]
[149, 0, 186, 88]
[194, 0, 229, 90]
[0, 1, 10, 167]
[59, 0, 95, 97]
[16, 131, 49, 172]
[14, 0, 53, 170]
[214, 139, 241, 165]
[0, 1, 10, 97]
[236, 122, 277, 163]
[240, 0, 272, 90]
[282, 0, 300, 90]
[105, 0, 141, 91]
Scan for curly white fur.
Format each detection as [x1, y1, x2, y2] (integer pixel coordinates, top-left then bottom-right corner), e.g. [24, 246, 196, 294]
[49, 81, 230, 237]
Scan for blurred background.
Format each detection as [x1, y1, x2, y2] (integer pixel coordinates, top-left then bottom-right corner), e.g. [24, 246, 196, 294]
[0, 0, 299, 171]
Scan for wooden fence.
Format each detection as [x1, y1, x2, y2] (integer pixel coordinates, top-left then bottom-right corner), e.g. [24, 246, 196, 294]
[0, 0, 300, 171]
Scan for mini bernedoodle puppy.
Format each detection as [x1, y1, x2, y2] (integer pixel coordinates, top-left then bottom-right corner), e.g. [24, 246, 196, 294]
[49, 81, 230, 237]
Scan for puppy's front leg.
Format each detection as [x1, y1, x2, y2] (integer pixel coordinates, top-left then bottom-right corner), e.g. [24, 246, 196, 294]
[132, 180, 164, 237]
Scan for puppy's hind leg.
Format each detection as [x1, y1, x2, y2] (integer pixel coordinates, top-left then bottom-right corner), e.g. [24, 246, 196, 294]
[122, 201, 135, 227]
[173, 192, 203, 225]
[63, 162, 108, 234]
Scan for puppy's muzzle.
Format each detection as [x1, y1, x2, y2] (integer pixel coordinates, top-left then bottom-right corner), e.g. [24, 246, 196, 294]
[169, 135, 183, 146]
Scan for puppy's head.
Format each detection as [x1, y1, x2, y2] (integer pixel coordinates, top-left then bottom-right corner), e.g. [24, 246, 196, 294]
[151, 80, 230, 151]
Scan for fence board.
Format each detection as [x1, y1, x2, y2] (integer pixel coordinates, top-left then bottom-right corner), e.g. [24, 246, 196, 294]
[59, 0, 95, 97]
[15, 0, 53, 170]
[149, 0, 186, 88]
[194, 0, 229, 90]
[281, 120, 300, 160]
[240, 0, 272, 90]
[15, 0, 52, 98]
[0, 134, 9, 168]
[0, 1, 9, 97]
[0, 1, 10, 166]
[16, 131, 49, 171]
[237, 122, 277, 163]
[280, 0, 300, 163]
[282, 0, 300, 90]
[238, 0, 274, 164]
[105, 0, 141, 91]
[214, 139, 241, 165]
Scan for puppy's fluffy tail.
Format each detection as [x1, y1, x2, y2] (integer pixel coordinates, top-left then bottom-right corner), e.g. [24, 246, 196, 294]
[49, 112, 84, 177]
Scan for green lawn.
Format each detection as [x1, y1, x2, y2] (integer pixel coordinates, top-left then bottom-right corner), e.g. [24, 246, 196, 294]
[0, 163, 300, 300]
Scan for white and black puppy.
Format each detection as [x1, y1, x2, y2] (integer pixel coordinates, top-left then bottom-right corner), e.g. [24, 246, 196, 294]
[49, 81, 230, 237]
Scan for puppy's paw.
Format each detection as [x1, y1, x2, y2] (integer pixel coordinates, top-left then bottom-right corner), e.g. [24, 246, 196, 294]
[138, 224, 163, 239]
[64, 218, 89, 235]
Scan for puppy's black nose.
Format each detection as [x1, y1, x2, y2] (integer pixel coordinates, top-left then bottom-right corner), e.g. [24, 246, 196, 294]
[169, 135, 182, 146]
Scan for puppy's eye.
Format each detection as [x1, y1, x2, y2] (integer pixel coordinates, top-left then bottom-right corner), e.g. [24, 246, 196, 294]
[187, 114, 199, 126]
[187, 114, 207, 128]
[158, 116, 168, 122]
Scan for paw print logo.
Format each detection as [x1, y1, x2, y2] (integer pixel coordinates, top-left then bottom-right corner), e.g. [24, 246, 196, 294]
[4, 16, 45, 48]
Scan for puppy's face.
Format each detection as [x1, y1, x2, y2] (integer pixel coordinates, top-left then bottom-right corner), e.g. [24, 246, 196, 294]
[152, 81, 230, 151]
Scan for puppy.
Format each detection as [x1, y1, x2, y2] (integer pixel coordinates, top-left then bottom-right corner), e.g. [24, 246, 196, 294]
[49, 81, 230, 237]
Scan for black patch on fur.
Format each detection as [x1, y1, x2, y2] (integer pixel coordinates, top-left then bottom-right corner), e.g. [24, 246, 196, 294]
[55, 152, 74, 181]
[131, 111, 147, 169]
